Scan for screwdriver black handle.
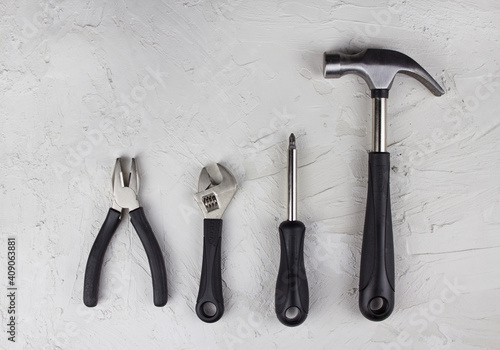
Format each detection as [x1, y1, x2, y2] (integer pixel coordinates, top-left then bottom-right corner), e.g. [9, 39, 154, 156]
[196, 219, 224, 323]
[84, 208, 121, 307]
[275, 220, 309, 326]
[359, 152, 395, 321]
[129, 207, 168, 307]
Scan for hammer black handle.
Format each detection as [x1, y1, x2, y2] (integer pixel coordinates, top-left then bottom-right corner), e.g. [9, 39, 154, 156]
[359, 152, 395, 321]
[196, 219, 224, 323]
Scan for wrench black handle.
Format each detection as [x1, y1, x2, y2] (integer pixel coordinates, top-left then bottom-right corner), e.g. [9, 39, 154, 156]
[275, 220, 309, 326]
[84, 208, 121, 307]
[359, 152, 395, 321]
[129, 207, 168, 307]
[196, 219, 224, 323]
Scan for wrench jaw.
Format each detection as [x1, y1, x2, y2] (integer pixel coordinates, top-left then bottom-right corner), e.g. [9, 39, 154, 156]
[194, 164, 237, 219]
[112, 158, 140, 213]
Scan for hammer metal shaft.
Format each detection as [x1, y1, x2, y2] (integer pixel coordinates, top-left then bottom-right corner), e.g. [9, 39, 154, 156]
[372, 98, 387, 152]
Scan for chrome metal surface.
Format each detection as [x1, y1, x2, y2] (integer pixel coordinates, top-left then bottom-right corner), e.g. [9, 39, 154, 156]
[128, 158, 139, 194]
[372, 98, 387, 152]
[323, 49, 445, 96]
[112, 158, 140, 212]
[288, 134, 297, 221]
[194, 163, 237, 219]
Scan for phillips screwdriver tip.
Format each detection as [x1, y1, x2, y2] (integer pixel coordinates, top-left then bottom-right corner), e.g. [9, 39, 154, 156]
[289, 133, 296, 149]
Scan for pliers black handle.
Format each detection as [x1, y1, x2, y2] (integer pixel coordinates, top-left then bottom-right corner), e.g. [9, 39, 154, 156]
[83, 208, 168, 307]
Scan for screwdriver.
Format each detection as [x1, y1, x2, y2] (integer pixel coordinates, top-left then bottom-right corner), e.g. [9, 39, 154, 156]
[275, 133, 309, 327]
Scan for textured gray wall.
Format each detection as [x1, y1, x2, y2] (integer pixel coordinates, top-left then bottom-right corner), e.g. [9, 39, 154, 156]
[1, 0, 499, 349]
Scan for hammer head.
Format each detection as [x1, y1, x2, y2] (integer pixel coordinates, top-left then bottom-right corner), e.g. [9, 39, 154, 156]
[323, 49, 444, 98]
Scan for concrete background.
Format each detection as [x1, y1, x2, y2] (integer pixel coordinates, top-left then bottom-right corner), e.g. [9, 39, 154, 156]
[1, 0, 499, 349]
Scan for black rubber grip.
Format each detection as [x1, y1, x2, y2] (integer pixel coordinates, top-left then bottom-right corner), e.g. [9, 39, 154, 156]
[275, 220, 309, 326]
[129, 207, 168, 307]
[84, 208, 121, 307]
[359, 152, 395, 321]
[196, 219, 224, 323]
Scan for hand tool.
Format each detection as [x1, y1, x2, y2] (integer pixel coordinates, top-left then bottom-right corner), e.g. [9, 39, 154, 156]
[323, 49, 444, 321]
[194, 163, 237, 323]
[83, 158, 167, 307]
[275, 134, 309, 326]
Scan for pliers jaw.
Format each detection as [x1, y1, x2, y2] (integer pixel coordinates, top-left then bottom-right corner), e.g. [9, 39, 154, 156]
[112, 158, 140, 213]
[194, 163, 237, 219]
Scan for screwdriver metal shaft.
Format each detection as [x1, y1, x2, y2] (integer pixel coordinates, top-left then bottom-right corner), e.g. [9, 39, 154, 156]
[288, 133, 297, 221]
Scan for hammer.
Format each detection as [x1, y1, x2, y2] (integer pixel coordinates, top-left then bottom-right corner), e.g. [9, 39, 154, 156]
[323, 49, 444, 321]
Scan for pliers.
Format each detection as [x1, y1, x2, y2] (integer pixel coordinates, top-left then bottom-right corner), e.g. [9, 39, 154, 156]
[83, 158, 168, 307]
[193, 163, 238, 323]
